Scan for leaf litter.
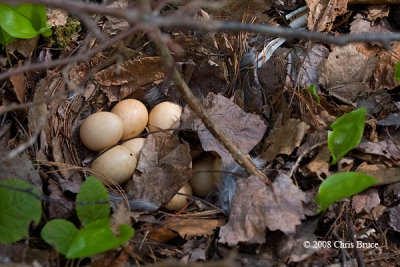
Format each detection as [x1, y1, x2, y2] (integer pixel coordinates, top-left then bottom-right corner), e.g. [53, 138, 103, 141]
[1, 0, 400, 266]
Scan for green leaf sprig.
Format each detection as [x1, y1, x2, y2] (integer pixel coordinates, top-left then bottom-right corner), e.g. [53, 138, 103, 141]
[328, 107, 366, 165]
[0, 179, 42, 243]
[41, 177, 134, 258]
[316, 172, 378, 213]
[0, 3, 52, 47]
[303, 84, 320, 104]
[316, 107, 379, 213]
[395, 60, 400, 83]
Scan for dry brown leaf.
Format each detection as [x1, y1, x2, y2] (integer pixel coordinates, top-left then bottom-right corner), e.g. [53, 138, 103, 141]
[351, 188, 380, 213]
[183, 239, 207, 263]
[338, 158, 354, 172]
[303, 145, 331, 179]
[148, 227, 178, 243]
[258, 48, 288, 96]
[210, 0, 272, 23]
[103, 0, 129, 36]
[356, 138, 400, 162]
[136, 135, 158, 173]
[292, 44, 329, 89]
[366, 5, 390, 21]
[129, 135, 191, 208]
[188, 58, 228, 99]
[383, 182, 400, 206]
[277, 219, 319, 263]
[219, 173, 306, 245]
[356, 162, 400, 186]
[94, 57, 165, 86]
[10, 62, 26, 103]
[47, 179, 72, 220]
[305, 0, 348, 32]
[8, 38, 36, 58]
[377, 113, 400, 126]
[0, 151, 41, 189]
[164, 218, 225, 240]
[356, 92, 393, 117]
[110, 204, 131, 235]
[261, 118, 310, 162]
[369, 42, 400, 91]
[350, 14, 393, 35]
[57, 173, 83, 195]
[144, 255, 238, 267]
[0, 243, 55, 265]
[389, 204, 400, 232]
[192, 93, 267, 165]
[51, 137, 69, 178]
[318, 44, 378, 101]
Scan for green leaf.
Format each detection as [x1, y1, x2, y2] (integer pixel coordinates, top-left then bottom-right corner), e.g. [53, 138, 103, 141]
[76, 176, 110, 225]
[303, 84, 320, 104]
[41, 219, 79, 255]
[0, 4, 51, 39]
[0, 179, 42, 243]
[328, 107, 366, 165]
[66, 218, 134, 259]
[0, 27, 15, 46]
[316, 172, 378, 213]
[395, 60, 400, 83]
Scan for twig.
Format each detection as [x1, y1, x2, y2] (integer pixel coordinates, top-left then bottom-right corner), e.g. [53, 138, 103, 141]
[345, 208, 366, 267]
[332, 229, 349, 267]
[0, 26, 138, 81]
[288, 141, 328, 178]
[0, 183, 109, 205]
[152, 29, 271, 183]
[2, 0, 400, 46]
[1, 0, 399, 81]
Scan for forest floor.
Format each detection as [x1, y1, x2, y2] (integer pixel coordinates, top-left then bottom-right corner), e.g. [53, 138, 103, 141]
[1, 0, 400, 266]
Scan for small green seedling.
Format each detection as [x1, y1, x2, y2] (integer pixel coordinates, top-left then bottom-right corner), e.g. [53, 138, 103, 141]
[0, 179, 42, 243]
[316, 172, 378, 213]
[316, 107, 378, 213]
[0, 176, 133, 259]
[395, 60, 400, 83]
[303, 84, 320, 104]
[328, 107, 366, 165]
[41, 177, 134, 258]
[0, 3, 52, 47]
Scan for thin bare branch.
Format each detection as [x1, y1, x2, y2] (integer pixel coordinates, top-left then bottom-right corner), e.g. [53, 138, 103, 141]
[1, 0, 400, 47]
[1, 0, 400, 81]
[0, 26, 138, 81]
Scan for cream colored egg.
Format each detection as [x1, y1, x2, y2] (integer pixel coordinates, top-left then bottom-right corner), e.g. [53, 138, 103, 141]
[91, 145, 137, 185]
[148, 102, 182, 133]
[165, 183, 193, 211]
[121, 138, 146, 159]
[80, 112, 123, 151]
[111, 99, 148, 140]
[190, 157, 216, 198]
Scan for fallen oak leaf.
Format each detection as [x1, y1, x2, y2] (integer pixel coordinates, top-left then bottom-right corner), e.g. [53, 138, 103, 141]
[129, 135, 192, 208]
[261, 118, 310, 162]
[351, 188, 380, 213]
[164, 218, 225, 240]
[219, 173, 307, 246]
[192, 93, 267, 166]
